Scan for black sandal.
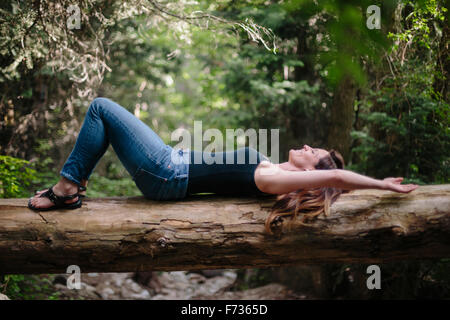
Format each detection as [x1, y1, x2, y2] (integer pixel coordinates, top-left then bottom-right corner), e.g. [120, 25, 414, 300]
[35, 185, 87, 198]
[28, 185, 82, 211]
[78, 185, 87, 198]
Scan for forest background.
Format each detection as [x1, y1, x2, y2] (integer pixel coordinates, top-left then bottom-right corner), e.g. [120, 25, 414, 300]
[0, 0, 448, 299]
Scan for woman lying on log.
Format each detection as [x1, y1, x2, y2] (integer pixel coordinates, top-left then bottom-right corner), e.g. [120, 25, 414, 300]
[28, 97, 418, 232]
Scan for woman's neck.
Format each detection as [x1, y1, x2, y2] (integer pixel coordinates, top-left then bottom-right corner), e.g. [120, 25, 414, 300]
[276, 162, 303, 171]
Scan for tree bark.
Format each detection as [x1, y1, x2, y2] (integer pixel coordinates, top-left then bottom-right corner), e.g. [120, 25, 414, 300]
[433, 10, 449, 102]
[326, 75, 357, 163]
[0, 185, 449, 274]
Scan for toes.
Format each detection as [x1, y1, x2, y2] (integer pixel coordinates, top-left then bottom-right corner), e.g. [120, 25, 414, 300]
[30, 198, 40, 208]
[30, 197, 50, 209]
[29, 197, 40, 209]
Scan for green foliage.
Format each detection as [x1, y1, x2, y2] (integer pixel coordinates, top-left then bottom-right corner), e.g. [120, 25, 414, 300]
[0, 0, 448, 300]
[388, 0, 447, 51]
[86, 173, 141, 197]
[0, 155, 36, 198]
[352, 91, 449, 183]
[0, 274, 61, 300]
[0, 275, 24, 297]
[350, 0, 449, 183]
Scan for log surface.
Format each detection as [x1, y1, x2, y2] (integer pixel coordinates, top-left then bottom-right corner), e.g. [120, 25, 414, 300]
[0, 185, 449, 274]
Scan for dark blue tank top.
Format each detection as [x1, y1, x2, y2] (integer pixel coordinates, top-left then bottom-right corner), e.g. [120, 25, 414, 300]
[186, 147, 270, 196]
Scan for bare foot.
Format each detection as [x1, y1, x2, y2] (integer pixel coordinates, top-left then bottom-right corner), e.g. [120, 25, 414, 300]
[30, 178, 81, 209]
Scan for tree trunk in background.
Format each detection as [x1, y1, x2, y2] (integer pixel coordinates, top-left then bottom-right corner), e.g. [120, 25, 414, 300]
[0, 185, 449, 274]
[284, 25, 327, 157]
[294, 29, 314, 84]
[326, 75, 357, 163]
[433, 12, 449, 102]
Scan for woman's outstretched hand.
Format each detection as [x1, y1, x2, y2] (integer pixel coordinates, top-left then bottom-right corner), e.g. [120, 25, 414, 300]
[382, 177, 419, 193]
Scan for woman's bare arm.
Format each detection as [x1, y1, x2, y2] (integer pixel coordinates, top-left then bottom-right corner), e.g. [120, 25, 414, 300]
[255, 162, 418, 194]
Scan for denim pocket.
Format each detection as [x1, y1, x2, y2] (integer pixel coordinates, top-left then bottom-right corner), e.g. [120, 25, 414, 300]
[133, 167, 172, 200]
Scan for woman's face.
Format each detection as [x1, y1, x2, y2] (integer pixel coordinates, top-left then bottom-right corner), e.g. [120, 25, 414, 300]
[288, 145, 329, 170]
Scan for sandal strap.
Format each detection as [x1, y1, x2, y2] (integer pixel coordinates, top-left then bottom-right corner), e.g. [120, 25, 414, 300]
[40, 186, 79, 206]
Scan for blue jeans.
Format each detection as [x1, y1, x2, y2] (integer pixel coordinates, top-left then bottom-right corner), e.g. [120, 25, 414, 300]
[60, 97, 189, 200]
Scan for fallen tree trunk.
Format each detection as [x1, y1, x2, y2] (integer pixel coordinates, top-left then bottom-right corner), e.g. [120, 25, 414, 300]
[0, 185, 449, 274]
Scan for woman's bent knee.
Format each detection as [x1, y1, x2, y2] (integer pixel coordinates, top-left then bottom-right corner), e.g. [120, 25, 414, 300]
[90, 97, 111, 110]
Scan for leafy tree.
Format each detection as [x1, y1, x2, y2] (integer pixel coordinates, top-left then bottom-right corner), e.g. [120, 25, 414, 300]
[0, 155, 36, 198]
[351, 0, 449, 183]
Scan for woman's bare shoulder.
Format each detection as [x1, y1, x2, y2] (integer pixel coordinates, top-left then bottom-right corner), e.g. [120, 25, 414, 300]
[254, 161, 283, 193]
[256, 160, 276, 170]
[255, 161, 292, 175]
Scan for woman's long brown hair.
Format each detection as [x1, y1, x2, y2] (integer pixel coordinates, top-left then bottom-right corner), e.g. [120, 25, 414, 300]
[264, 149, 346, 235]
